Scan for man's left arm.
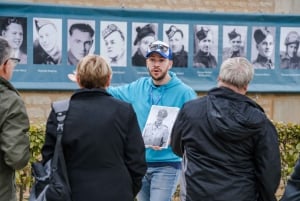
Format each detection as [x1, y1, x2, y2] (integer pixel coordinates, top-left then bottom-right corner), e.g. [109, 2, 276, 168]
[1, 96, 30, 170]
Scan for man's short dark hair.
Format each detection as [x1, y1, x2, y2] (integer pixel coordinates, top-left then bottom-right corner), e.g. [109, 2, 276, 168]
[69, 23, 94, 37]
[1, 17, 25, 32]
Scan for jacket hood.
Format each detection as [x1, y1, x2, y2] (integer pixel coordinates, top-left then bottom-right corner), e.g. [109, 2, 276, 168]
[146, 71, 183, 106]
[207, 87, 266, 141]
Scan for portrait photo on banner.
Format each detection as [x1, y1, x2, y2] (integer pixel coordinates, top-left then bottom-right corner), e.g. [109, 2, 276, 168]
[33, 17, 62, 65]
[100, 21, 127, 67]
[222, 25, 247, 62]
[251, 26, 276, 70]
[131, 22, 158, 67]
[193, 24, 219, 68]
[163, 23, 189, 68]
[279, 27, 300, 69]
[0, 16, 27, 64]
[67, 19, 95, 67]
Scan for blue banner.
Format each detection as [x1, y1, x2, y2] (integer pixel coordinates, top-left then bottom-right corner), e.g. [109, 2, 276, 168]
[1, 2, 300, 92]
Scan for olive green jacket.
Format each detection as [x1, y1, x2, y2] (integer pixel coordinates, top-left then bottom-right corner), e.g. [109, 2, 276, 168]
[0, 77, 30, 201]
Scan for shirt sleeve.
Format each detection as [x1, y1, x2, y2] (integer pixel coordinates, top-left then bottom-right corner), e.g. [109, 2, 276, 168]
[107, 83, 134, 102]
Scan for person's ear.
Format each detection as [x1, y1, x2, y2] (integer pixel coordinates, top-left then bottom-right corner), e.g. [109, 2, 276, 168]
[2, 61, 9, 74]
[0, 61, 11, 80]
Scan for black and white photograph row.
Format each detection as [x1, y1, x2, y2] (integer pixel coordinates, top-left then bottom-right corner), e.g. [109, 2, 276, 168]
[1, 16, 300, 69]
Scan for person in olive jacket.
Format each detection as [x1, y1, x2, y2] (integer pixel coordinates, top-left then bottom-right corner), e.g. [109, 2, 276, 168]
[0, 37, 30, 201]
[171, 57, 281, 201]
[41, 55, 147, 201]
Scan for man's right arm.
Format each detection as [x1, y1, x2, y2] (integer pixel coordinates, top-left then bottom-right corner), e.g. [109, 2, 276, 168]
[107, 84, 132, 102]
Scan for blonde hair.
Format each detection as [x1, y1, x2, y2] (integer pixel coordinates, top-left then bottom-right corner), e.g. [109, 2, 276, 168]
[219, 57, 254, 89]
[76, 55, 112, 89]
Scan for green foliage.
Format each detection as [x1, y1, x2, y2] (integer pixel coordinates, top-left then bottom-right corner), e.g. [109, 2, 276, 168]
[275, 121, 300, 184]
[15, 122, 300, 201]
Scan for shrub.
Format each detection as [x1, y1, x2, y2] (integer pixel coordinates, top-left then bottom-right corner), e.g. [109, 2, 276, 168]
[16, 122, 300, 201]
[16, 123, 45, 201]
[275, 121, 300, 184]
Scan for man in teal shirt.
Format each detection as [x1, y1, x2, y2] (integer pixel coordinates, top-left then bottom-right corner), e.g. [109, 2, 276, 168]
[108, 40, 196, 201]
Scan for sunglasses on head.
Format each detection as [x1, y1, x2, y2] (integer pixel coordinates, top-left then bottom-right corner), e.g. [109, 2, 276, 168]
[149, 43, 169, 53]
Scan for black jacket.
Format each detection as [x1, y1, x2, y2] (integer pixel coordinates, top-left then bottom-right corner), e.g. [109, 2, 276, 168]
[42, 88, 147, 201]
[281, 156, 300, 201]
[171, 87, 281, 201]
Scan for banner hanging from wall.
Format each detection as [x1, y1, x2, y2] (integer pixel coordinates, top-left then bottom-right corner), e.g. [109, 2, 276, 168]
[1, 2, 300, 92]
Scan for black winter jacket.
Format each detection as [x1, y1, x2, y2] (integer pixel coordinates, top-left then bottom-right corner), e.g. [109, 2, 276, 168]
[42, 88, 147, 201]
[171, 87, 281, 201]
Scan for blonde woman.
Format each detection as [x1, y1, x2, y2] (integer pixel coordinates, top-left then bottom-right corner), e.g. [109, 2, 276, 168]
[42, 55, 146, 201]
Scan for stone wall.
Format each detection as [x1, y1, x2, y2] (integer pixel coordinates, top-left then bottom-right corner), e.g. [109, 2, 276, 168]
[15, 0, 300, 14]
[10, 0, 300, 124]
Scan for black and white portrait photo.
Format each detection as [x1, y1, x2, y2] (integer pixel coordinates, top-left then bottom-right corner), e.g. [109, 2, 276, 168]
[132, 22, 158, 67]
[193, 25, 218, 68]
[163, 23, 189, 68]
[33, 17, 62, 65]
[222, 25, 247, 62]
[67, 19, 95, 66]
[142, 105, 179, 149]
[100, 21, 127, 67]
[0, 16, 27, 64]
[279, 27, 300, 69]
[251, 26, 276, 69]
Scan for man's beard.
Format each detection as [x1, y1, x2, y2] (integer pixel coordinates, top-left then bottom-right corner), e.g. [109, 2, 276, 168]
[149, 69, 168, 82]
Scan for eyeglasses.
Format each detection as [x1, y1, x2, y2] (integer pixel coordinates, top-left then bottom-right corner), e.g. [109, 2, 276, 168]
[4, 57, 21, 66]
[149, 43, 169, 54]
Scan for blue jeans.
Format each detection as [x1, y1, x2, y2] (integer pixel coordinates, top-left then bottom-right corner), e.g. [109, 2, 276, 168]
[136, 165, 181, 201]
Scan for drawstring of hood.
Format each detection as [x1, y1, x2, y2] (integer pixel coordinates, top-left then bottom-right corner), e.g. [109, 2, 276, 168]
[148, 85, 165, 105]
[147, 72, 182, 106]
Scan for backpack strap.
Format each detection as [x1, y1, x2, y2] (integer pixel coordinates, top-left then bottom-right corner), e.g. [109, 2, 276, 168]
[52, 99, 70, 134]
[51, 99, 72, 194]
